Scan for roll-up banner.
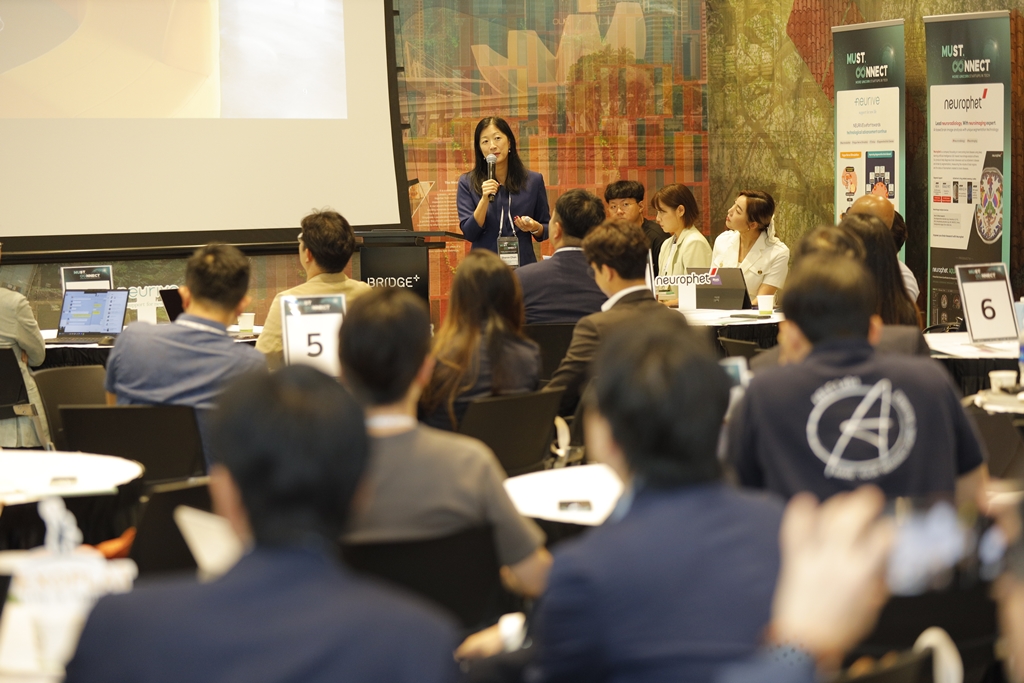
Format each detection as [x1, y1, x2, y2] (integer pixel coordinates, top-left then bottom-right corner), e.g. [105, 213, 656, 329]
[832, 20, 906, 224]
[925, 11, 1011, 326]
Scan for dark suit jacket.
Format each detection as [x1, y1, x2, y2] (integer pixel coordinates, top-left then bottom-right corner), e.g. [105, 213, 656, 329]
[547, 288, 680, 414]
[516, 248, 608, 325]
[748, 324, 930, 372]
[529, 484, 784, 683]
[65, 546, 459, 683]
[642, 219, 670, 258]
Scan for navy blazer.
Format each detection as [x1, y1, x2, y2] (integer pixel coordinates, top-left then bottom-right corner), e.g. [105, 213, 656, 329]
[65, 546, 459, 683]
[456, 171, 550, 265]
[529, 483, 784, 683]
[515, 248, 607, 325]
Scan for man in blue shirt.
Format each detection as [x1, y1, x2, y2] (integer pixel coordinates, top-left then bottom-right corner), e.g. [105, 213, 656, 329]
[515, 189, 607, 324]
[105, 244, 267, 445]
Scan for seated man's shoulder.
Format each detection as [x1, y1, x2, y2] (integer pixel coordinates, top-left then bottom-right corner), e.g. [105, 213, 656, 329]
[412, 424, 500, 469]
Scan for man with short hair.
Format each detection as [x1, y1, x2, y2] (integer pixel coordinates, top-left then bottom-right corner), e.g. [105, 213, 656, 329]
[728, 254, 987, 503]
[104, 244, 266, 446]
[340, 288, 552, 598]
[604, 179, 669, 256]
[529, 315, 784, 681]
[547, 219, 682, 415]
[515, 189, 607, 324]
[256, 209, 370, 366]
[67, 367, 459, 683]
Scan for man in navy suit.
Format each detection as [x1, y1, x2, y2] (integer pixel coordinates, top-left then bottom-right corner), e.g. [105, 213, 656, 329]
[529, 315, 785, 682]
[515, 189, 607, 324]
[65, 366, 459, 683]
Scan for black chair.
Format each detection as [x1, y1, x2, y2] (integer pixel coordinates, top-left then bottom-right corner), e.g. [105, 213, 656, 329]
[923, 318, 963, 334]
[342, 526, 503, 629]
[130, 478, 212, 577]
[32, 365, 106, 451]
[717, 336, 761, 360]
[837, 648, 933, 682]
[459, 389, 564, 476]
[0, 348, 47, 446]
[61, 405, 206, 484]
[523, 324, 576, 381]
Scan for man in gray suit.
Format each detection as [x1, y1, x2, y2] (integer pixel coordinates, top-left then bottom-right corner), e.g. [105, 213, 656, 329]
[547, 219, 684, 415]
[0, 246, 48, 447]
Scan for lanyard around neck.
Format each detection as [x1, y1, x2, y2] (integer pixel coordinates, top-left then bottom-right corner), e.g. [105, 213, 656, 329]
[498, 191, 514, 237]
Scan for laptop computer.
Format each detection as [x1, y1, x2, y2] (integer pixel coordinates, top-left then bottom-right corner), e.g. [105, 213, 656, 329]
[686, 268, 752, 310]
[46, 289, 130, 345]
[159, 288, 184, 321]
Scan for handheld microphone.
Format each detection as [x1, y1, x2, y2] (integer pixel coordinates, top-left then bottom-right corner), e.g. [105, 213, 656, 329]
[486, 154, 497, 202]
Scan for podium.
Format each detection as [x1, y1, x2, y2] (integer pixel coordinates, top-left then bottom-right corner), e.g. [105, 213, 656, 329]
[355, 231, 468, 302]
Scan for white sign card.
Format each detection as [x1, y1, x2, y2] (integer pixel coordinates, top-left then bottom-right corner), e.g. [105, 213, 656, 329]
[653, 274, 698, 310]
[280, 294, 346, 377]
[60, 266, 112, 292]
[955, 263, 1018, 342]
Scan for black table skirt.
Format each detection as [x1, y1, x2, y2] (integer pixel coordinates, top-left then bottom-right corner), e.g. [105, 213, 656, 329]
[937, 356, 1018, 396]
[36, 346, 112, 370]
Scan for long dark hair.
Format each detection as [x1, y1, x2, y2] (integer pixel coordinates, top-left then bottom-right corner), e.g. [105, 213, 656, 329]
[468, 117, 528, 195]
[420, 250, 529, 428]
[838, 214, 918, 326]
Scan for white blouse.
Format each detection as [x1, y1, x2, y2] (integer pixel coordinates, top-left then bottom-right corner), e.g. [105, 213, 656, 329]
[710, 229, 790, 299]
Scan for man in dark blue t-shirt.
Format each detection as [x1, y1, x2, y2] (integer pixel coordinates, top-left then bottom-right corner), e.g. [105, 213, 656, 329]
[728, 254, 987, 503]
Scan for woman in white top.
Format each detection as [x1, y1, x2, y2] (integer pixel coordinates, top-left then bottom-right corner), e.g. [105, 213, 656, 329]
[711, 190, 790, 301]
[653, 183, 712, 276]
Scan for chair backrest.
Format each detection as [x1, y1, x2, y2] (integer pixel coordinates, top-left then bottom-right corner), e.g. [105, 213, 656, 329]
[341, 526, 503, 629]
[523, 324, 577, 381]
[838, 649, 933, 682]
[966, 405, 1024, 479]
[0, 348, 30, 414]
[717, 336, 760, 360]
[130, 479, 212, 576]
[32, 365, 106, 451]
[61, 405, 206, 484]
[459, 389, 564, 476]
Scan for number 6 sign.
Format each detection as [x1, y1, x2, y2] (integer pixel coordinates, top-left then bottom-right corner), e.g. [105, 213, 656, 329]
[280, 294, 346, 377]
[955, 263, 1018, 343]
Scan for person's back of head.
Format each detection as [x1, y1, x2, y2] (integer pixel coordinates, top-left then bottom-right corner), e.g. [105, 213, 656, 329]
[555, 189, 606, 241]
[891, 210, 907, 252]
[604, 180, 645, 204]
[582, 218, 649, 281]
[782, 254, 877, 344]
[300, 209, 357, 273]
[211, 365, 369, 544]
[794, 225, 866, 265]
[838, 213, 916, 325]
[590, 315, 724, 488]
[185, 243, 251, 310]
[848, 194, 895, 229]
[340, 288, 431, 407]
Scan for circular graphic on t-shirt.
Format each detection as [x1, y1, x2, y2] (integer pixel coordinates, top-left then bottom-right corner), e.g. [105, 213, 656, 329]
[976, 167, 1003, 244]
[805, 377, 917, 481]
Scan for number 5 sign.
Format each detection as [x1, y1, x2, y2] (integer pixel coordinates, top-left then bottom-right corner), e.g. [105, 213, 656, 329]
[955, 263, 1018, 343]
[280, 294, 346, 377]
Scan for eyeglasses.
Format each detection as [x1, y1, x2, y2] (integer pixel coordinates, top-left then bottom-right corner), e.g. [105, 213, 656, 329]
[607, 200, 638, 212]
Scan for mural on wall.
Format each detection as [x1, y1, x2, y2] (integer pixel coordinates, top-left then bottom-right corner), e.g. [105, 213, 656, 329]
[395, 0, 710, 320]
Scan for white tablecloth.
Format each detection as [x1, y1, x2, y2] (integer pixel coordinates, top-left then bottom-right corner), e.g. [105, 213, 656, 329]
[925, 332, 1017, 359]
[0, 451, 143, 506]
[504, 464, 624, 526]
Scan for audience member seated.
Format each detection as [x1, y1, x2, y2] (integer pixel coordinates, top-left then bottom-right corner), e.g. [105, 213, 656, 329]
[104, 244, 266, 450]
[652, 183, 711, 277]
[838, 213, 919, 326]
[845, 195, 919, 303]
[711, 190, 790, 300]
[728, 254, 988, 503]
[0, 247, 49, 447]
[256, 209, 370, 367]
[890, 210, 919, 302]
[340, 288, 551, 598]
[527, 315, 784, 681]
[66, 366, 459, 683]
[547, 219, 682, 416]
[604, 179, 670, 257]
[515, 189, 608, 324]
[420, 250, 540, 431]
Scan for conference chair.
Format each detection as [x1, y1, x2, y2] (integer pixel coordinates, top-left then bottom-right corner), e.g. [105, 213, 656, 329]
[32, 365, 106, 451]
[0, 348, 48, 447]
[965, 404, 1024, 480]
[130, 478, 212, 577]
[837, 649, 934, 683]
[523, 324, 576, 381]
[459, 389, 564, 477]
[61, 405, 206, 485]
[341, 526, 504, 630]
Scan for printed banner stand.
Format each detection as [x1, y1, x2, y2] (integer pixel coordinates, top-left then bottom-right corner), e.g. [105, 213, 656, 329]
[925, 11, 1012, 325]
[832, 19, 906, 223]
[280, 294, 346, 378]
[955, 263, 1018, 342]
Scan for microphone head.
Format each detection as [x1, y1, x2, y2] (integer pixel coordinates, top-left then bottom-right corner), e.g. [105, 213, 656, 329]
[486, 154, 497, 165]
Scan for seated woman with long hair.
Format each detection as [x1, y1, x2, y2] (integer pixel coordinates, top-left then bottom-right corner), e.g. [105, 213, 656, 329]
[420, 250, 541, 431]
[838, 214, 919, 327]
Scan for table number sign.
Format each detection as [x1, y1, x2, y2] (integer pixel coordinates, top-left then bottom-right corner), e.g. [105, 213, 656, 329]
[280, 294, 346, 377]
[955, 263, 1018, 343]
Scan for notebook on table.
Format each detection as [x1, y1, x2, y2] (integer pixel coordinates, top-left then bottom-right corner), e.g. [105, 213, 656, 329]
[46, 289, 130, 345]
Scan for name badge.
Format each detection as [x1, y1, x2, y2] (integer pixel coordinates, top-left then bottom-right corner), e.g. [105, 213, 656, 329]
[498, 236, 520, 268]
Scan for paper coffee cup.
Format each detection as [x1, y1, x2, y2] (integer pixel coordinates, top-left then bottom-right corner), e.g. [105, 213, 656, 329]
[989, 370, 1018, 392]
[238, 312, 255, 333]
[757, 294, 774, 315]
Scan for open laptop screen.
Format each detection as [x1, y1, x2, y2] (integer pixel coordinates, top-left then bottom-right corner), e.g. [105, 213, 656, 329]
[57, 290, 130, 336]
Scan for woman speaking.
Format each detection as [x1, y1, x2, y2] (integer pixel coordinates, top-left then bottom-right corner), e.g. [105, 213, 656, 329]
[456, 117, 550, 267]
